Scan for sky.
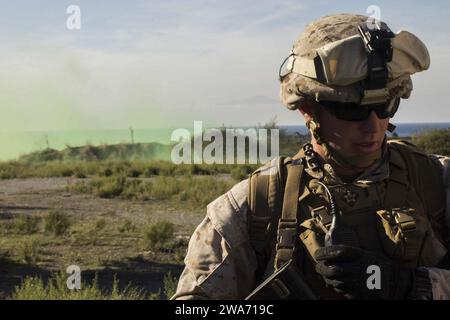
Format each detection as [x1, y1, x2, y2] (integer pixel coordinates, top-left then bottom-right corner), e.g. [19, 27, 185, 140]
[0, 0, 449, 132]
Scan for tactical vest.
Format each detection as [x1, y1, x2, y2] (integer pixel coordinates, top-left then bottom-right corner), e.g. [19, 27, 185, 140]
[247, 140, 448, 298]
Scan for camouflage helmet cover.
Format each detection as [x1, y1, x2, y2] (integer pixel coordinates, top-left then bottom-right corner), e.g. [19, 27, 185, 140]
[280, 13, 429, 110]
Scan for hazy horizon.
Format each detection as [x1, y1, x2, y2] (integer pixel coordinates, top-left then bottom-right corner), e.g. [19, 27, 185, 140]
[1, 122, 448, 161]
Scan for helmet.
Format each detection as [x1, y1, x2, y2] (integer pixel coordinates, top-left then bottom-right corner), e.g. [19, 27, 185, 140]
[279, 13, 430, 110]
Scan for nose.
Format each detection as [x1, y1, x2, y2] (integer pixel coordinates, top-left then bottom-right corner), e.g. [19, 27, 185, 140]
[361, 110, 381, 133]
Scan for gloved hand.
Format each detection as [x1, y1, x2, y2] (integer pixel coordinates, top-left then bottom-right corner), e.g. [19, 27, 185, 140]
[314, 245, 432, 300]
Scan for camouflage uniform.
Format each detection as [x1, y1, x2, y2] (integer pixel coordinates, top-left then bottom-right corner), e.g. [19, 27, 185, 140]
[173, 155, 450, 299]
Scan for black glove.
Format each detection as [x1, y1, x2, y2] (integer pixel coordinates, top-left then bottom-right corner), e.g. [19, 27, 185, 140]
[314, 245, 432, 300]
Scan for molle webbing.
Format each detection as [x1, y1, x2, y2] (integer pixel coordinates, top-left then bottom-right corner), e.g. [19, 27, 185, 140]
[248, 157, 287, 279]
[274, 161, 304, 269]
[247, 141, 447, 283]
[388, 140, 447, 243]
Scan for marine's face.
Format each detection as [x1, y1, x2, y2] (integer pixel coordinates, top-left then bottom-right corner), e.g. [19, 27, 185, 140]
[317, 106, 389, 156]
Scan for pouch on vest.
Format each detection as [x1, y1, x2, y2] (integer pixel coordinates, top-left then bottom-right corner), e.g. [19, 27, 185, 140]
[376, 208, 426, 262]
[299, 218, 325, 263]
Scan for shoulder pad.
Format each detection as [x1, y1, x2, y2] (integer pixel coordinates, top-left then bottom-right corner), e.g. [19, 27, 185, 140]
[250, 156, 290, 176]
[388, 139, 428, 158]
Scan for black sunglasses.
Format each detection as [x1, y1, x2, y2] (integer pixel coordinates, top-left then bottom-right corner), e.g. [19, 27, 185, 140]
[317, 98, 400, 122]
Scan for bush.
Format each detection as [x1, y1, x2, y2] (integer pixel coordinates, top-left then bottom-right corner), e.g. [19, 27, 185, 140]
[70, 175, 234, 208]
[18, 238, 40, 264]
[144, 221, 175, 250]
[13, 214, 40, 234]
[412, 129, 450, 156]
[10, 273, 146, 300]
[96, 176, 126, 198]
[102, 168, 113, 177]
[118, 219, 135, 233]
[44, 210, 71, 236]
[94, 218, 107, 232]
[74, 167, 87, 178]
[230, 166, 251, 181]
[163, 272, 178, 300]
[127, 168, 142, 178]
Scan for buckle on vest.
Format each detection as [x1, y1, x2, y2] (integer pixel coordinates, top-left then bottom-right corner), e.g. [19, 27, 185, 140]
[393, 209, 416, 237]
[276, 219, 298, 250]
[312, 205, 332, 233]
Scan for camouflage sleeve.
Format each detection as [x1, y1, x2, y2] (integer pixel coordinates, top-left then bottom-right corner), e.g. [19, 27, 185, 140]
[427, 268, 450, 300]
[171, 179, 258, 300]
[427, 155, 450, 299]
[431, 155, 450, 236]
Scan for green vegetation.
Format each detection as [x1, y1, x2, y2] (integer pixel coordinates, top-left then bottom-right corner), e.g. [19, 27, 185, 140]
[144, 221, 175, 251]
[18, 142, 172, 163]
[1, 210, 185, 300]
[44, 210, 71, 236]
[230, 165, 253, 181]
[10, 273, 146, 300]
[70, 175, 235, 208]
[0, 159, 259, 180]
[118, 219, 136, 233]
[163, 272, 178, 299]
[10, 270, 178, 300]
[412, 129, 450, 156]
[10, 214, 40, 235]
[18, 238, 41, 264]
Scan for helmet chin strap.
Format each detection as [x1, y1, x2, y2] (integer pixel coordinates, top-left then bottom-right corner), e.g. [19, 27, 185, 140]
[306, 119, 387, 172]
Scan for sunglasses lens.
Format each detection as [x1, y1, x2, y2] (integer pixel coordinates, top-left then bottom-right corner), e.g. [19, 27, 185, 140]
[372, 98, 400, 118]
[319, 98, 400, 121]
[320, 101, 368, 121]
[336, 106, 369, 121]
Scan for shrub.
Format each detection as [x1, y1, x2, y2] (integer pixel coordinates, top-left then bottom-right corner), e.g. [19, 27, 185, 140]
[127, 168, 142, 178]
[102, 168, 113, 177]
[13, 214, 40, 234]
[94, 218, 107, 232]
[18, 238, 40, 264]
[96, 176, 126, 198]
[230, 166, 250, 181]
[412, 129, 450, 156]
[70, 175, 234, 208]
[163, 272, 178, 300]
[61, 168, 74, 177]
[74, 167, 87, 178]
[44, 210, 71, 236]
[144, 221, 175, 250]
[10, 273, 146, 300]
[118, 219, 135, 233]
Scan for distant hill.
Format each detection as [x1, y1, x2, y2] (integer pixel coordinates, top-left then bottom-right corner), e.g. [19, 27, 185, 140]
[18, 142, 173, 163]
[19, 128, 448, 165]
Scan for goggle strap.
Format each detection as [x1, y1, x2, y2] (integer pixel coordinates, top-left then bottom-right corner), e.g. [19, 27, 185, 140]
[387, 123, 397, 133]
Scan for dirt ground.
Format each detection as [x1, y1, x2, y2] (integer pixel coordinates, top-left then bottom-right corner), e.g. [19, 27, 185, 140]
[0, 177, 207, 299]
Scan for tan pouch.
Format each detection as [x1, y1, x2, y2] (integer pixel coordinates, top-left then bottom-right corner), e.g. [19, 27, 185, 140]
[299, 218, 325, 263]
[376, 207, 428, 264]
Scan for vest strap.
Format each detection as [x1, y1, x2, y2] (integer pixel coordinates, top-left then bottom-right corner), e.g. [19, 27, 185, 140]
[274, 161, 303, 269]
